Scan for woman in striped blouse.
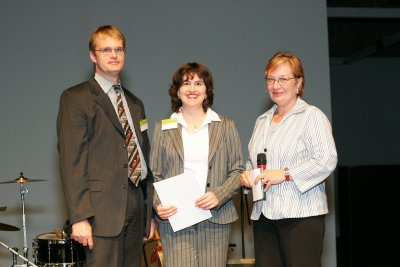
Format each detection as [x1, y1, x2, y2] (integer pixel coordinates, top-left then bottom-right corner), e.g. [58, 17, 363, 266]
[240, 51, 337, 267]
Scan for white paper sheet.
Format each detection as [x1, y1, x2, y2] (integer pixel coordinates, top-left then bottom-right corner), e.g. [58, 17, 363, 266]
[153, 172, 212, 232]
[249, 168, 265, 201]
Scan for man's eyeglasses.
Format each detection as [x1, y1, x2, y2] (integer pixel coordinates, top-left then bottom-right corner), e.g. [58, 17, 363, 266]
[94, 47, 126, 55]
[265, 77, 295, 85]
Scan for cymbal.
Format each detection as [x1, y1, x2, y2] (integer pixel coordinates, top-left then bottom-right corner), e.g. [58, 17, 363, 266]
[0, 206, 6, 212]
[0, 172, 47, 184]
[0, 222, 20, 231]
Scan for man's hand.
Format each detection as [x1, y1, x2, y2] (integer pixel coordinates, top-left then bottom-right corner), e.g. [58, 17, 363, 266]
[143, 219, 157, 241]
[71, 220, 94, 249]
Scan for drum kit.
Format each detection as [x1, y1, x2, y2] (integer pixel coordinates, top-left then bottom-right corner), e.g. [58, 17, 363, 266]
[0, 173, 85, 267]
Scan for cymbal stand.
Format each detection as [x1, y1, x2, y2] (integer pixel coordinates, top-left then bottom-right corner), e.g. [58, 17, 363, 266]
[20, 182, 29, 266]
[0, 240, 38, 267]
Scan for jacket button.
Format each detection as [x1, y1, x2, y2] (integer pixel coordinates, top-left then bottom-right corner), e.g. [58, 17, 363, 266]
[124, 163, 128, 168]
[123, 144, 128, 149]
[206, 183, 210, 187]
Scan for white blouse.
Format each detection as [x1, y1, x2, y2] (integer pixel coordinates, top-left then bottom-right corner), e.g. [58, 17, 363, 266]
[171, 108, 221, 190]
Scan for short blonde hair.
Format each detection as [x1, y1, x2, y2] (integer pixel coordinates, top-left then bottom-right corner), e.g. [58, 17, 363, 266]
[89, 25, 126, 51]
[265, 51, 305, 97]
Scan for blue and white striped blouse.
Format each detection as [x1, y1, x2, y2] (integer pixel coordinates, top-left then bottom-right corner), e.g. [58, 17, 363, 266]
[246, 98, 337, 220]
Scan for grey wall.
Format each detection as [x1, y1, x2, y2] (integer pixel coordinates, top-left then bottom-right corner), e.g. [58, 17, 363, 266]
[0, 0, 335, 266]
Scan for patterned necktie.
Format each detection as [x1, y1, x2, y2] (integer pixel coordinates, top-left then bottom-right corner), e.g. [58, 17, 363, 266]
[114, 85, 141, 186]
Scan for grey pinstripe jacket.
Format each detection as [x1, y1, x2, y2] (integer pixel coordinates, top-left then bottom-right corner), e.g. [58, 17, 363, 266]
[150, 114, 245, 224]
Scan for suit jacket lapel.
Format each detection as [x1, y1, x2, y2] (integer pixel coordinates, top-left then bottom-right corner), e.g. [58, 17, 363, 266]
[168, 119, 223, 163]
[169, 125, 184, 161]
[89, 79, 124, 136]
[208, 119, 223, 163]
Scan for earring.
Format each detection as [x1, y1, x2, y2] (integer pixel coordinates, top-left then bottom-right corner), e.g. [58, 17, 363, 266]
[296, 88, 299, 95]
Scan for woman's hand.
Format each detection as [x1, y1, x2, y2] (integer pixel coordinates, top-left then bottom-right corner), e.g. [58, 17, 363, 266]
[195, 192, 219, 210]
[240, 170, 253, 188]
[254, 169, 286, 192]
[156, 204, 177, 220]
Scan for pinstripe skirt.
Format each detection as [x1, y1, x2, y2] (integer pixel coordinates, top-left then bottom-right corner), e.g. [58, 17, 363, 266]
[158, 220, 231, 267]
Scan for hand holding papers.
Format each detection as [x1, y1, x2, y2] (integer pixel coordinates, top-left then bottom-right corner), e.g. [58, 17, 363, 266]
[154, 172, 212, 232]
[249, 168, 265, 202]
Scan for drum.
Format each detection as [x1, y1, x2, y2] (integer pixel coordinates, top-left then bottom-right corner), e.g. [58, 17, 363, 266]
[33, 232, 85, 266]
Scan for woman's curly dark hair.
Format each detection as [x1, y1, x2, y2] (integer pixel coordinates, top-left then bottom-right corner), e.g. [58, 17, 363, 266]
[169, 62, 214, 112]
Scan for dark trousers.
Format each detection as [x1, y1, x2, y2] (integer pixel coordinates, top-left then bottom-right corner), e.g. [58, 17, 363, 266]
[85, 180, 145, 267]
[253, 214, 325, 267]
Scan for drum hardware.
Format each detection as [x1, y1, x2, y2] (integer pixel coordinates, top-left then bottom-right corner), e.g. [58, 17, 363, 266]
[52, 228, 65, 239]
[32, 232, 86, 266]
[0, 240, 38, 266]
[0, 172, 47, 184]
[0, 172, 46, 266]
[1, 207, 20, 233]
[12, 247, 18, 265]
[0, 222, 20, 231]
[1, 173, 85, 266]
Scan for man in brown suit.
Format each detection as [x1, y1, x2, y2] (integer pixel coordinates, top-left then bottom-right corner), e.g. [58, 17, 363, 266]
[57, 25, 154, 267]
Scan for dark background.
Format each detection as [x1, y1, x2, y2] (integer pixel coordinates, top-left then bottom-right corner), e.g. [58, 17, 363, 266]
[328, 1, 400, 266]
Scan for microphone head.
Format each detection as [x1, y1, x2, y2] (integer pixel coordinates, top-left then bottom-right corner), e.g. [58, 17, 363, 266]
[257, 153, 266, 165]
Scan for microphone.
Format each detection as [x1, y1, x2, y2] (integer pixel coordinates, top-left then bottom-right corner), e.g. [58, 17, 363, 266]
[257, 153, 267, 200]
[257, 153, 266, 171]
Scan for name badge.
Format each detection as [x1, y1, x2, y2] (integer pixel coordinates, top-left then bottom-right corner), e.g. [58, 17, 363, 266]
[161, 118, 178, 130]
[140, 118, 148, 132]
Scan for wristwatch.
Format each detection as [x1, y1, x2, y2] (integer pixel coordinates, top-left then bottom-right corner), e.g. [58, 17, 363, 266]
[284, 167, 290, 181]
